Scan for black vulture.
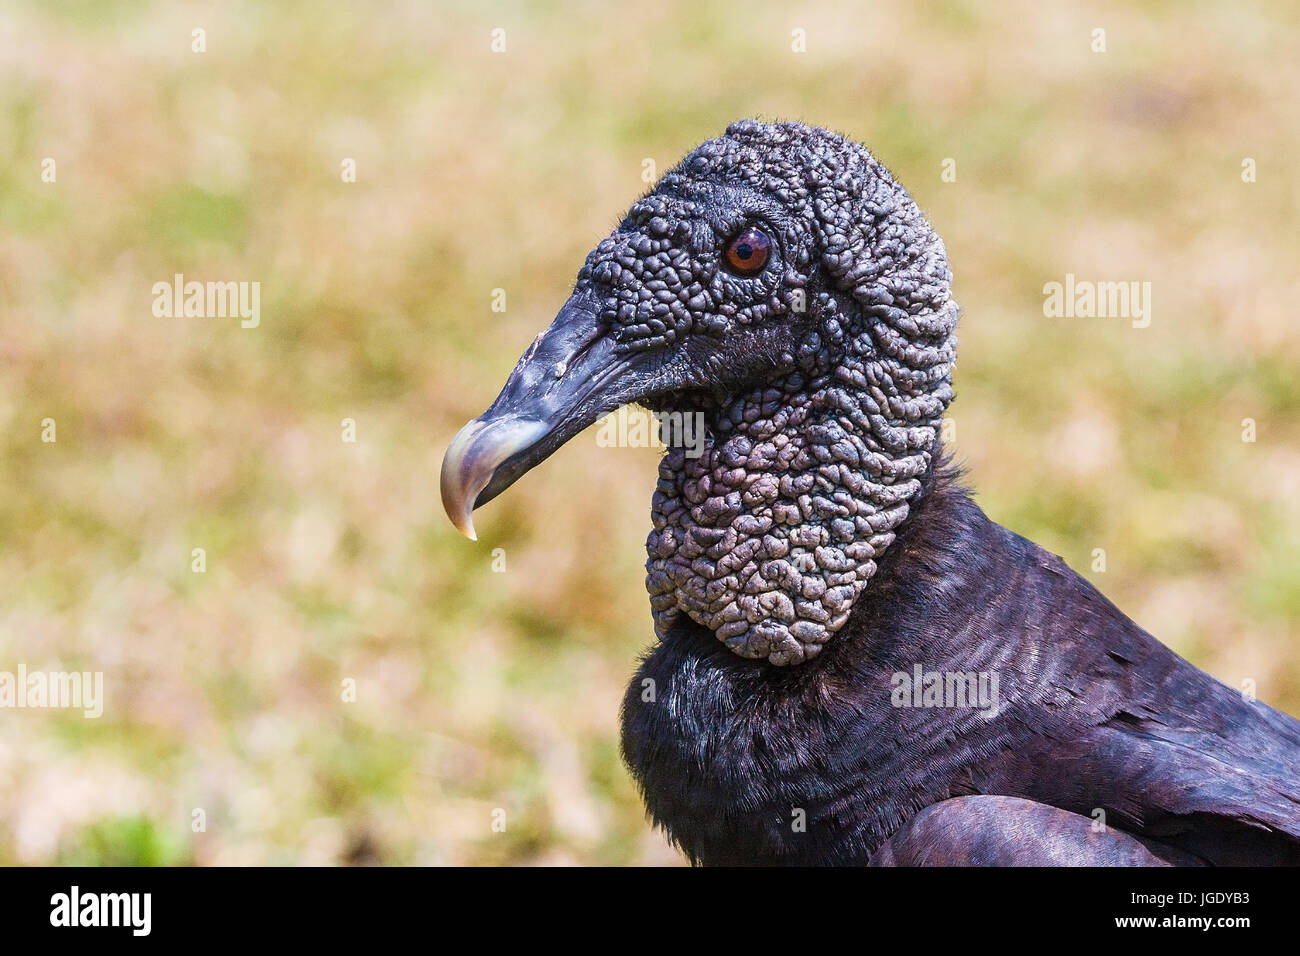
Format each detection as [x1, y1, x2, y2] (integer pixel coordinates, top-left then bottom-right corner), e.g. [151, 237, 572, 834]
[440, 120, 1300, 866]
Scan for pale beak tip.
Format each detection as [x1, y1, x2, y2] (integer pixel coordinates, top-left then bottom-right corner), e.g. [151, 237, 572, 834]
[441, 423, 484, 541]
[440, 416, 548, 542]
[447, 502, 478, 541]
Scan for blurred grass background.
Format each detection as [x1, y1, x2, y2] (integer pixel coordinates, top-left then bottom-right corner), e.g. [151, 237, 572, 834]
[0, 0, 1297, 864]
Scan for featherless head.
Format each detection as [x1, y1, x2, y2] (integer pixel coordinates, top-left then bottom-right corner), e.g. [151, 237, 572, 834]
[442, 120, 959, 664]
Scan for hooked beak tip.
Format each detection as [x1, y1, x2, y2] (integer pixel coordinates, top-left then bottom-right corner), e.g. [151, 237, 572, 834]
[440, 416, 549, 541]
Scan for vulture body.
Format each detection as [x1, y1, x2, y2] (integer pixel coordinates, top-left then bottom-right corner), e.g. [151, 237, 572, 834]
[441, 120, 1300, 865]
[622, 458, 1300, 865]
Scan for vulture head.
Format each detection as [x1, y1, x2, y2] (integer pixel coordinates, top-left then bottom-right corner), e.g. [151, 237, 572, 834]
[442, 120, 958, 665]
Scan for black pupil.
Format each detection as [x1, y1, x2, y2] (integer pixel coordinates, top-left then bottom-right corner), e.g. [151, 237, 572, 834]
[736, 243, 753, 260]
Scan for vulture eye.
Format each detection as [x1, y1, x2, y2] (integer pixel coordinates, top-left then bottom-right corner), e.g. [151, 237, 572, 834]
[722, 227, 771, 276]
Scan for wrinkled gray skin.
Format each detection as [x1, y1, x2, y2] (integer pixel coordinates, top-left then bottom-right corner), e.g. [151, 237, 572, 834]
[586, 121, 958, 664]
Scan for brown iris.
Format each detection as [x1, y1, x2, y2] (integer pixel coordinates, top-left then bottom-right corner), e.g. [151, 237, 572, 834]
[723, 227, 771, 276]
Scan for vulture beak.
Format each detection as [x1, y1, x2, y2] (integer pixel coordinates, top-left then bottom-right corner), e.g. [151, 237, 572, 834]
[440, 294, 652, 540]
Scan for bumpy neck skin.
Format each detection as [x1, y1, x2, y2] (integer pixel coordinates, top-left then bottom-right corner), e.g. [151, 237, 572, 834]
[571, 121, 958, 667]
[646, 293, 956, 665]
[640, 123, 959, 666]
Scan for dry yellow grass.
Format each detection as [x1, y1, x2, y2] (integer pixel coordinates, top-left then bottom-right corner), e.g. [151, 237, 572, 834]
[0, 0, 1297, 864]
